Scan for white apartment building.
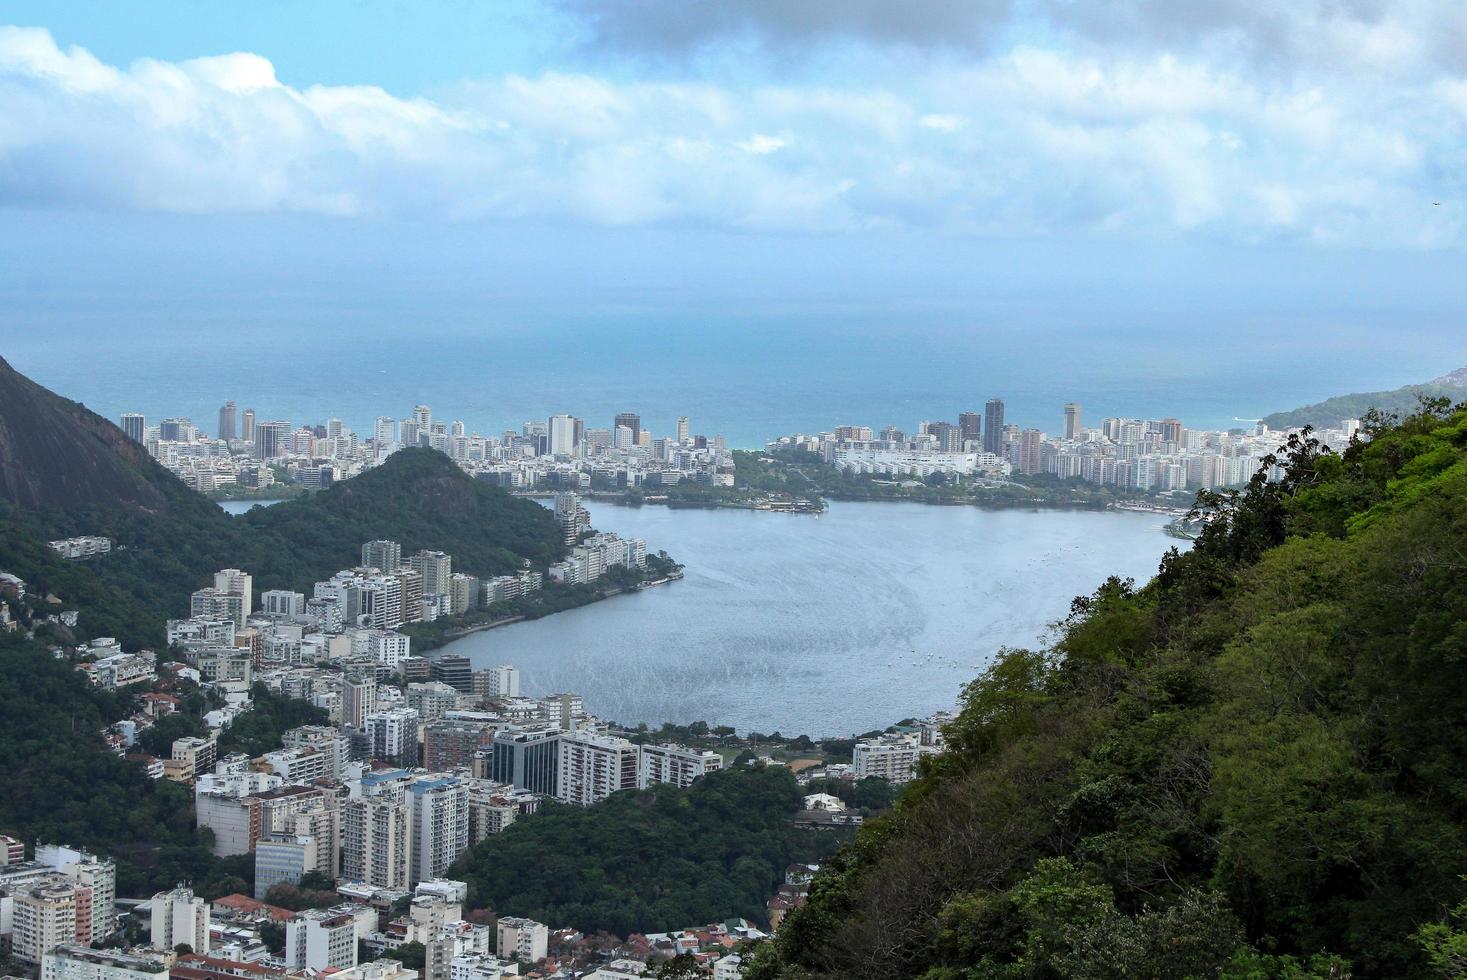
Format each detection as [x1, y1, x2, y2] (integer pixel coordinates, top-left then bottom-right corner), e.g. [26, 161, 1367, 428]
[149, 886, 209, 954]
[36, 845, 115, 943]
[365, 707, 420, 765]
[342, 797, 410, 890]
[41, 946, 168, 980]
[285, 905, 376, 971]
[556, 731, 639, 807]
[638, 744, 723, 789]
[12, 878, 82, 962]
[494, 917, 548, 964]
[852, 732, 935, 784]
[407, 777, 470, 886]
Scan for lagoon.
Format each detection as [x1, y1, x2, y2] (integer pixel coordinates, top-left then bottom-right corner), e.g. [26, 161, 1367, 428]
[443, 501, 1176, 737]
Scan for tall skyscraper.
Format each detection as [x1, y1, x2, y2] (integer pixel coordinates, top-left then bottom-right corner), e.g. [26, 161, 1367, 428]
[242, 409, 256, 443]
[413, 405, 432, 429]
[362, 540, 402, 572]
[548, 414, 580, 456]
[1064, 403, 1082, 440]
[254, 421, 289, 460]
[983, 399, 1005, 455]
[676, 417, 690, 443]
[614, 413, 642, 446]
[1019, 429, 1043, 475]
[120, 413, 145, 442]
[958, 412, 981, 446]
[218, 401, 237, 442]
[374, 417, 397, 446]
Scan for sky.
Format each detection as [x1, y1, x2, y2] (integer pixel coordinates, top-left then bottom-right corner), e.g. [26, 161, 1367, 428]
[1, 1, 1465, 436]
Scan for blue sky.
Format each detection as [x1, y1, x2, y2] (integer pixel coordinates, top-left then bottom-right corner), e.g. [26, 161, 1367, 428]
[1, 0, 1465, 422]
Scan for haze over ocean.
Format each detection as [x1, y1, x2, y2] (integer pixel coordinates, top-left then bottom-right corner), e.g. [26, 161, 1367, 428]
[5, 214, 1462, 447]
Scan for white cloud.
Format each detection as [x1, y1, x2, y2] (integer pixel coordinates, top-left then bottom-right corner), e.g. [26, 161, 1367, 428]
[0, 23, 1463, 245]
[738, 133, 787, 154]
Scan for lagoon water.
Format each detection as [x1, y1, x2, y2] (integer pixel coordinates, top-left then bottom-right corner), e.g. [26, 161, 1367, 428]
[444, 501, 1175, 737]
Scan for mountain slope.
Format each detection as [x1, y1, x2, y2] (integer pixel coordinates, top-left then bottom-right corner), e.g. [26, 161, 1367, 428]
[1262, 366, 1467, 430]
[0, 355, 183, 511]
[750, 409, 1467, 980]
[0, 360, 565, 647]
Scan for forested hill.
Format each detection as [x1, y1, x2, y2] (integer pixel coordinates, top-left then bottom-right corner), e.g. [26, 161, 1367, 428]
[749, 403, 1467, 980]
[0, 361, 564, 648]
[1262, 366, 1467, 430]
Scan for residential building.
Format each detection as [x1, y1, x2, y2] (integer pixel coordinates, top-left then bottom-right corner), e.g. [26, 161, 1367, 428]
[494, 918, 547, 964]
[361, 541, 403, 574]
[12, 878, 83, 962]
[406, 778, 469, 886]
[556, 730, 638, 807]
[150, 886, 209, 954]
[342, 798, 409, 890]
[638, 744, 723, 789]
[41, 947, 168, 980]
[254, 835, 318, 900]
[284, 906, 376, 971]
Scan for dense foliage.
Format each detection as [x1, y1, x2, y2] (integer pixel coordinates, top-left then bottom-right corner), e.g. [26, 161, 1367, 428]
[218, 684, 330, 757]
[0, 631, 225, 895]
[453, 765, 843, 936]
[751, 404, 1467, 980]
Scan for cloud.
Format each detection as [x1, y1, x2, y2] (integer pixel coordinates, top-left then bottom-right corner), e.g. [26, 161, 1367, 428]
[0, 24, 1463, 246]
[555, 0, 1014, 54]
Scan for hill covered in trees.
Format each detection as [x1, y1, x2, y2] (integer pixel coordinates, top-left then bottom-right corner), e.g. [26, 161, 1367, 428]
[749, 401, 1467, 980]
[1262, 366, 1467, 431]
[453, 765, 843, 936]
[0, 360, 565, 648]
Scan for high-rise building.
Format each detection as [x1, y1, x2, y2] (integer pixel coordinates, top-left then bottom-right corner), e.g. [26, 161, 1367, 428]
[495, 918, 548, 963]
[254, 834, 319, 900]
[285, 906, 375, 971]
[361, 540, 401, 574]
[410, 551, 453, 597]
[374, 417, 397, 446]
[478, 665, 520, 700]
[218, 401, 237, 442]
[676, 417, 690, 443]
[958, 412, 981, 446]
[983, 399, 1005, 455]
[638, 744, 724, 789]
[1064, 403, 1082, 440]
[241, 409, 256, 443]
[120, 413, 145, 443]
[489, 725, 561, 796]
[613, 413, 642, 446]
[1019, 428, 1043, 475]
[35, 845, 115, 943]
[342, 673, 378, 729]
[423, 718, 495, 771]
[548, 414, 580, 456]
[406, 777, 470, 885]
[149, 886, 209, 953]
[364, 707, 420, 766]
[1160, 418, 1184, 445]
[213, 569, 253, 619]
[414, 405, 432, 429]
[556, 730, 639, 806]
[553, 492, 586, 545]
[12, 879, 82, 962]
[254, 421, 289, 460]
[430, 655, 473, 694]
[342, 796, 410, 890]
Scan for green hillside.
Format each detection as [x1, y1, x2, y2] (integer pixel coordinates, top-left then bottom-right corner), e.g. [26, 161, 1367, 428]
[453, 765, 842, 936]
[1262, 366, 1467, 430]
[0, 358, 565, 648]
[750, 405, 1467, 979]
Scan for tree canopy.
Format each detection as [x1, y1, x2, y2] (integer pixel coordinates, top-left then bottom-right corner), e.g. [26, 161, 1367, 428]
[752, 403, 1467, 979]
